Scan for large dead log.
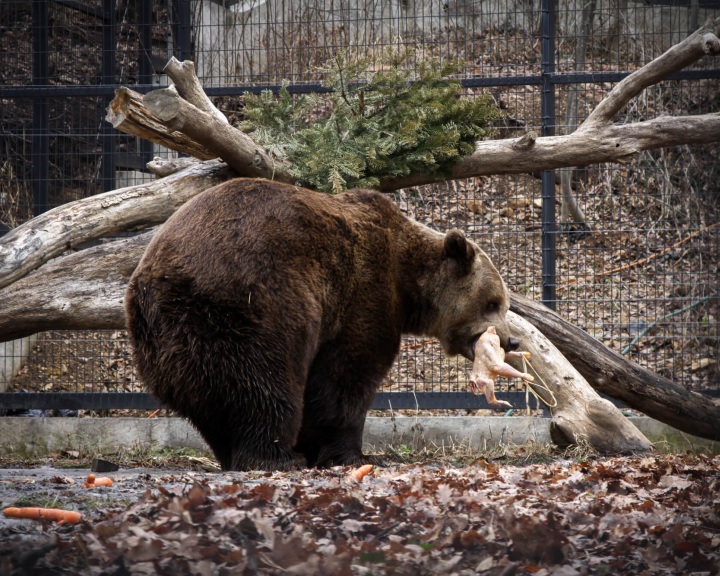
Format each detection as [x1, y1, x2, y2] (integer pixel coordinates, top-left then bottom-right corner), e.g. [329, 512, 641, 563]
[510, 295, 720, 443]
[0, 234, 152, 338]
[0, 160, 230, 290]
[506, 311, 652, 454]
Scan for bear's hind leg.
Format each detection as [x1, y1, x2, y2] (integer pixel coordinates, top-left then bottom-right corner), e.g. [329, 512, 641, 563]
[298, 345, 393, 468]
[230, 440, 306, 472]
[193, 405, 305, 471]
[296, 421, 365, 468]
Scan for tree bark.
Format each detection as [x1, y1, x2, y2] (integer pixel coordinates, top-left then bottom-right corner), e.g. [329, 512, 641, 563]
[506, 311, 652, 454]
[0, 160, 230, 290]
[0, 234, 151, 339]
[510, 294, 720, 443]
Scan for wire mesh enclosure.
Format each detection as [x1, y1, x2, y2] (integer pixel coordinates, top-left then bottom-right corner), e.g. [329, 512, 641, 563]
[0, 0, 718, 413]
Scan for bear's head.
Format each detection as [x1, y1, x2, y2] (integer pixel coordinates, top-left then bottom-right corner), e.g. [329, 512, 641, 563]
[433, 229, 519, 361]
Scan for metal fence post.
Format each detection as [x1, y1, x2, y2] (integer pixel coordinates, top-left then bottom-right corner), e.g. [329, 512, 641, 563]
[175, 0, 193, 61]
[541, 0, 557, 310]
[31, 0, 49, 215]
[101, 0, 116, 193]
[139, 0, 154, 166]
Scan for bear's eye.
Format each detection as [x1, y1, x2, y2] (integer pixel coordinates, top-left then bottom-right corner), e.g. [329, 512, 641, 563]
[486, 301, 500, 313]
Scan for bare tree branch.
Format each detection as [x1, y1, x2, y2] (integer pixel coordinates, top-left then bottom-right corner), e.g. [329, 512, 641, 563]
[378, 112, 720, 190]
[164, 57, 229, 125]
[585, 16, 720, 126]
[106, 87, 217, 160]
[143, 86, 294, 183]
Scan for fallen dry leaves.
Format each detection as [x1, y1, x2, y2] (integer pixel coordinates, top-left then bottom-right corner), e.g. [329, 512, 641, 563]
[1, 454, 718, 575]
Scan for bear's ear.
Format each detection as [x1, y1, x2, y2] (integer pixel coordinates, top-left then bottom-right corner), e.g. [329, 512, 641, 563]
[443, 229, 475, 272]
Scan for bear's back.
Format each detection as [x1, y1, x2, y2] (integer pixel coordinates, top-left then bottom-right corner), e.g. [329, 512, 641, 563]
[130, 178, 409, 329]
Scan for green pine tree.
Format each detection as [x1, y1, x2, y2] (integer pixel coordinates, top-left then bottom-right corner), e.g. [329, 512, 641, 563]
[240, 47, 500, 193]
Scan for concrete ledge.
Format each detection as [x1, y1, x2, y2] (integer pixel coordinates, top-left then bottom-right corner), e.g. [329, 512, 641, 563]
[0, 416, 717, 458]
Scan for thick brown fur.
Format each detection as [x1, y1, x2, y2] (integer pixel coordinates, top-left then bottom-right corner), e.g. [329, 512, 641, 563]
[126, 178, 515, 471]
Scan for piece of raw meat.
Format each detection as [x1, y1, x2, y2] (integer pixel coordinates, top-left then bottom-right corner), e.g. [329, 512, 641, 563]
[468, 326, 533, 408]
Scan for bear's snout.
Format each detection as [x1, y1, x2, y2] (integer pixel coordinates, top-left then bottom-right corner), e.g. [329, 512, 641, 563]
[503, 337, 521, 352]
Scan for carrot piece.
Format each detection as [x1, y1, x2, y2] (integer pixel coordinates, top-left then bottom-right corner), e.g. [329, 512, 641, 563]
[349, 464, 374, 482]
[83, 473, 113, 488]
[3, 506, 82, 525]
[90, 477, 113, 488]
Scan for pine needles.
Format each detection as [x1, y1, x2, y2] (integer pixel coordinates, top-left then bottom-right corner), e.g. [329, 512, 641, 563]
[239, 47, 500, 193]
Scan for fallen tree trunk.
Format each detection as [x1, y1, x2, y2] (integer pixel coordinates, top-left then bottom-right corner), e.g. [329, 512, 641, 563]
[506, 311, 652, 454]
[0, 160, 230, 290]
[1, 237, 717, 443]
[0, 234, 152, 338]
[510, 295, 720, 443]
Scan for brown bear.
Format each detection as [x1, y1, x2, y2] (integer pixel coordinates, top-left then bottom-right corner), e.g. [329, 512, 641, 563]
[126, 178, 519, 471]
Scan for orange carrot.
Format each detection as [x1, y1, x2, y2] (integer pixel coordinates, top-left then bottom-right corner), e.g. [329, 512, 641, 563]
[83, 473, 113, 488]
[91, 477, 113, 487]
[349, 464, 374, 482]
[3, 507, 82, 525]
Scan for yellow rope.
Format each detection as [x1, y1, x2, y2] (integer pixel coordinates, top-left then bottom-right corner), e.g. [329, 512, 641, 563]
[520, 356, 558, 412]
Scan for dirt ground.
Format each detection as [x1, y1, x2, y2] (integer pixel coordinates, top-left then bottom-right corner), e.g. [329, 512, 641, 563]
[1, 449, 719, 575]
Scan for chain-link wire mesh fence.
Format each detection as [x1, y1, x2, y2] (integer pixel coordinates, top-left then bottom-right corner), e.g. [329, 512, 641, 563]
[1, 0, 718, 413]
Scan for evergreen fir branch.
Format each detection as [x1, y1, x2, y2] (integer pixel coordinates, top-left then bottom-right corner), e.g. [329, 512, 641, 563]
[239, 47, 501, 193]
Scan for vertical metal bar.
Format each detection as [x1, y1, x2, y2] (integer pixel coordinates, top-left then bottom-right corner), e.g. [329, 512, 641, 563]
[32, 0, 49, 215]
[541, 0, 557, 310]
[139, 0, 153, 166]
[176, 0, 192, 61]
[101, 0, 116, 192]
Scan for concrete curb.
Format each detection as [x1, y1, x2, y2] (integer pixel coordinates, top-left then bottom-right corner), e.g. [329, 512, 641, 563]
[0, 416, 717, 458]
